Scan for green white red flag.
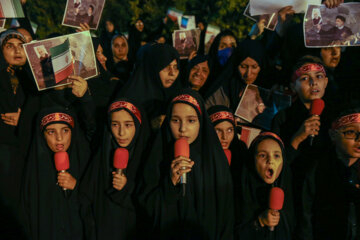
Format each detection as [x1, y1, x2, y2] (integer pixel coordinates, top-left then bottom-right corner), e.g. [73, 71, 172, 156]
[50, 38, 74, 84]
[0, 0, 25, 18]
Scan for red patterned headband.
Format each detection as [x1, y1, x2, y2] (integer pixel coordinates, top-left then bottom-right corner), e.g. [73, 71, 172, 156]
[108, 101, 142, 124]
[172, 94, 202, 115]
[253, 132, 284, 148]
[332, 113, 360, 130]
[291, 63, 326, 82]
[40, 113, 74, 130]
[209, 111, 235, 124]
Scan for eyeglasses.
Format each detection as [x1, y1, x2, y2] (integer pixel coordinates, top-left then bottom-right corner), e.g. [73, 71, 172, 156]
[339, 130, 360, 140]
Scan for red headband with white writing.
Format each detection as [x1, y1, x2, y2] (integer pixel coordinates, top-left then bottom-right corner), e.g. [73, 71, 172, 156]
[109, 101, 142, 124]
[332, 113, 360, 130]
[291, 63, 326, 82]
[40, 113, 74, 130]
[209, 111, 235, 124]
[172, 94, 202, 115]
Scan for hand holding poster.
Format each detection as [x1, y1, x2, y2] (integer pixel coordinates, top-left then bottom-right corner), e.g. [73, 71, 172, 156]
[244, 4, 278, 31]
[235, 84, 291, 130]
[304, 3, 360, 47]
[23, 31, 98, 91]
[173, 28, 201, 59]
[62, 0, 106, 30]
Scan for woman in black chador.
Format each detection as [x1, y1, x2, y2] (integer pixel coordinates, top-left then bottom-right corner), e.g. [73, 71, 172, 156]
[79, 99, 150, 240]
[23, 107, 90, 239]
[138, 89, 234, 239]
[234, 132, 294, 240]
[119, 43, 182, 131]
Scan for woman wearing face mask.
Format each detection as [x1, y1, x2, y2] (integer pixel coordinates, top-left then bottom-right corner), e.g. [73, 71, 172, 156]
[205, 39, 274, 111]
[208, 30, 237, 81]
[119, 43, 182, 131]
[23, 107, 90, 240]
[234, 132, 294, 240]
[138, 89, 234, 240]
[80, 99, 150, 239]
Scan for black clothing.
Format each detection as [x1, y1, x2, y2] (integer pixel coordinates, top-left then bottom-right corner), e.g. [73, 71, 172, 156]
[234, 134, 295, 240]
[22, 107, 90, 240]
[138, 89, 234, 239]
[299, 149, 360, 240]
[80, 99, 150, 240]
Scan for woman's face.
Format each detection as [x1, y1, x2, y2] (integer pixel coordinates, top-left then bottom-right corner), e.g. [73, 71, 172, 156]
[255, 138, 283, 184]
[17, 28, 33, 43]
[215, 121, 234, 149]
[189, 61, 210, 91]
[96, 44, 107, 69]
[238, 57, 261, 84]
[320, 47, 341, 69]
[218, 35, 237, 50]
[106, 21, 114, 33]
[44, 123, 72, 153]
[111, 110, 136, 148]
[159, 59, 179, 88]
[291, 64, 328, 103]
[2, 38, 26, 66]
[170, 103, 200, 144]
[135, 20, 144, 32]
[112, 37, 128, 60]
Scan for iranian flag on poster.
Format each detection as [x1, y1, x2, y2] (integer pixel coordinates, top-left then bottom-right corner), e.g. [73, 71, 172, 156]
[50, 38, 74, 84]
[0, 0, 25, 18]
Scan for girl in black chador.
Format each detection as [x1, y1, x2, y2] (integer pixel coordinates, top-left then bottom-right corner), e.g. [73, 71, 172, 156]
[234, 132, 294, 240]
[23, 107, 90, 240]
[139, 89, 234, 240]
[79, 99, 150, 240]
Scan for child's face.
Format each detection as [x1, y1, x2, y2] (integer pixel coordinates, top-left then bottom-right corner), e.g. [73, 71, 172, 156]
[255, 138, 283, 184]
[215, 121, 234, 149]
[44, 123, 72, 152]
[330, 123, 360, 161]
[170, 103, 200, 144]
[291, 64, 328, 103]
[111, 110, 136, 148]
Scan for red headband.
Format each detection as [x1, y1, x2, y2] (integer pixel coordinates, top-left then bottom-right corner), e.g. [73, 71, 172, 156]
[40, 113, 74, 130]
[332, 113, 360, 130]
[254, 132, 284, 148]
[109, 101, 142, 124]
[172, 94, 202, 115]
[291, 63, 326, 82]
[209, 111, 235, 124]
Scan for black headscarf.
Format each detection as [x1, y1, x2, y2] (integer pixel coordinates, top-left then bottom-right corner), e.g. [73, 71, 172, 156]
[22, 107, 90, 240]
[79, 98, 150, 240]
[235, 132, 294, 239]
[206, 39, 273, 110]
[138, 88, 234, 239]
[208, 30, 237, 81]
[119, 43, 183, 122]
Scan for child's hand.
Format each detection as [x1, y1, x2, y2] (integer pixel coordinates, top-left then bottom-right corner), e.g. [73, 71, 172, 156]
[170, 156, 194, 186]
[258, 209, 280, 227]
[69, 76, 88, 98]
[112, 172, 127, 191]
[291, 115, 320, 149]
[57, 172, 77, 190]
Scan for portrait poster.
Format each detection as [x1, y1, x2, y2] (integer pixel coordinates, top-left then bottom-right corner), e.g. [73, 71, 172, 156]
[304, 3, 360, 47]
[173, 28, 201, 59]
[0, 0, 24, 18]
[249, 0, 321, 16]
[177, 15, 196, 30]
[244, 4, 278, 31]
[235, 84, 291, 130]
[238, 126, 262, 148]
[204, 24, 220, 54]
[62, 0, 106, 30]
[23, 31, 98, 91]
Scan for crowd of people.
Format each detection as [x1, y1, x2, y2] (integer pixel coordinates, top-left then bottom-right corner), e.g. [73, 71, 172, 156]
[1, 0, 360, 239]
